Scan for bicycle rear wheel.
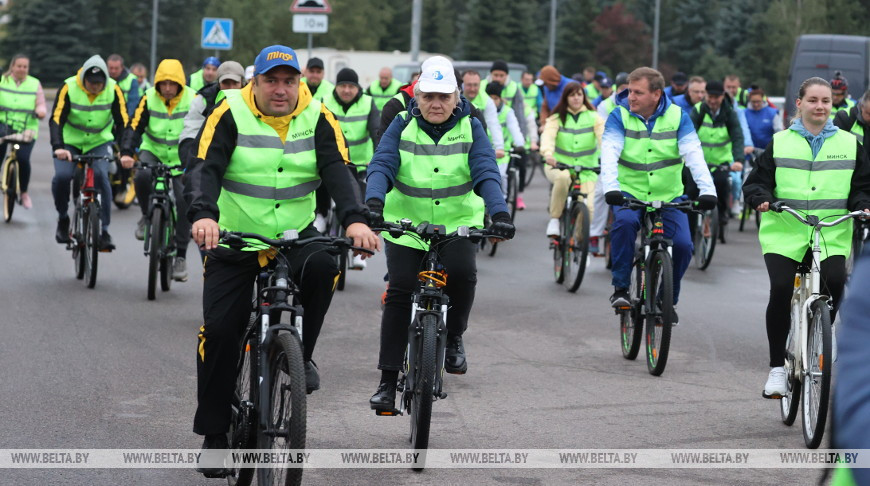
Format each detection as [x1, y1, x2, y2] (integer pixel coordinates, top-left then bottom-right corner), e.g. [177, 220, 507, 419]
[780, 314, 801, 425]
[85, 203, 100, 289]
[620, 258, 644, 360]
[3, 159, 16, 223]
[409, 314, 437, 468]
[524, 152, 537, 186]
[564, 202, 590, 292]
[801, 300, 832, 449]
[645, 249, 674, 376]
[694, 210, 717, 270]
[552, 224, 564, 284]
[257, 331, 306, 486]
[147, 209, 162, 300]
[506, 167, 518, 222]
[159, 207, 174, 292]
[227, 331, 256, 486]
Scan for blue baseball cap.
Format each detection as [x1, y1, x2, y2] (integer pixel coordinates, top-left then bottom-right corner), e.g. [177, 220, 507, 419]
[253, 45, 301, 76]
[203, 56, 220, 68]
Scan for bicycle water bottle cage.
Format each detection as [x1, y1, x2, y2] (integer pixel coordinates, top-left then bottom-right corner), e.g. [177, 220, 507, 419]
[281, 229, 299, 241]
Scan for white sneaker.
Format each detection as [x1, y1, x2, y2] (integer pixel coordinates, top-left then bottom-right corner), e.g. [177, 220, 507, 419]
[763, 367, 787, 398]
[314, 214, 327, 233]
[731, 200, 743, 217]
[350, 254, 366, 270]
[546, 218, 560, 237]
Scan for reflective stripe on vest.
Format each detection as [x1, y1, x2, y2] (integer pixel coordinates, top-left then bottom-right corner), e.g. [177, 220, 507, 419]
[369, 79, 402, 111]
[849, 119, 864, 143]
[759, 129, 856, 260]
[0, 75, 40, 139]
[554, 110, 599, 182]
[216, 89, 321, 248]
[522, 83, 539, 116]
[695, 102, 733, 166]
[140, 86, 194, 173]
[62, 75, 117, 153]
[616, 104, 684, 201]
[324, 93, 374, 170]
[830, 98, 856, 119]
[383, 114, 484, 249]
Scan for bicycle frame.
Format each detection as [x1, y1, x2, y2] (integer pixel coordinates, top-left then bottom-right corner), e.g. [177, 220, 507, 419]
[142, 162, 177, 258]
[70, 156, 104, 247]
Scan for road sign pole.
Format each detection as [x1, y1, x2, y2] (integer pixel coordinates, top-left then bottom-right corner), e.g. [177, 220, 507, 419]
[308, 33, 313, 59]
[150, 0, 158, 83]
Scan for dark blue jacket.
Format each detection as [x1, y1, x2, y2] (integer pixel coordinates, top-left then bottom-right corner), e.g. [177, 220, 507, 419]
[671, 93, 693, 114]
[744, 104, 779, 149]
[365, 96, 508, 216]
[834, 249, 870, 485]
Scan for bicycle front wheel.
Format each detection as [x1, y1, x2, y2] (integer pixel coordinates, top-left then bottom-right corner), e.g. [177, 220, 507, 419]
[159, 207, 174, 292]
[84, 203, 100, 289]
[73, 207, 85, 279]
[564, 202, 590, 293]
[257, 331, 307, 486]
[2, 159, 16, 223]
[694, 210, 718, 270]
[801, 300, 832, 449]
[409, 314, 437, 467]
[645, 249, 674, 376]
[524, 152, 537, 186]
[147, 209, 162, 300]
[507, 167, 518, 222]
[228, 332, 256, 486]
[621, 257, 644, 360]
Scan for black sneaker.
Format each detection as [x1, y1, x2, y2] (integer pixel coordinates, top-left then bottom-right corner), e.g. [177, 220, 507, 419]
[305, 360, 320, 394]
[195, 433, 229, 477]
[610, 288, 630, 308]
[445, 334, 467, 374]
[99, 231, 115, 252]
[55, 216, 71, 244]
[369, 380, 398, 413]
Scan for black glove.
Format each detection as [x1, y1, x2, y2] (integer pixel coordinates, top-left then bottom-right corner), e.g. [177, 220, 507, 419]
[605, 191, 625, 206]
[696, 194, 718, 210]
[512, 146, 526, 156]
[365, 198, 384, 227]
[490, 211, 516, 239]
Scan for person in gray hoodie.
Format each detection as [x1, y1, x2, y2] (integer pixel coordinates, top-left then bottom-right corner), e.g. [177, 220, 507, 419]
[49, 55, 128, 250]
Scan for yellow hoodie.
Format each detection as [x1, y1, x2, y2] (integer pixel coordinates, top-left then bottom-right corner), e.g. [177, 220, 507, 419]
[151, 59, 187, 114]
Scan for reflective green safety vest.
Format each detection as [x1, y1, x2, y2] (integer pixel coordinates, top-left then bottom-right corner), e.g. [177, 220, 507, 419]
[383, 113, 485, 249]
[759, 129, 856, 260]
[467, 90, 488, 113]
[695, 102, 733, 166]
[0, 75, 40, 139]
[831, 466, 856, 486]
[62, 75, 118, 153]
[554, 110, 599, 182]
[140, 86, 194, 175]
[616, 104, 684, 202]
[501, 80, 518, 108]
[600, 96, 617, 116]
[115, 71, 135, 102]
[522, 83, 539, 118]
[494, 104, 512, 165]
[849, 118, 864, 143]
[189, 70, 205, 93]
[585, 83, 600, 101]
[324, 93, 374, 171]
[368, 79, 402, 111]
[831, 98, 857, 119]
[217, 90, 321, 248]
[302, 79, 335, 102]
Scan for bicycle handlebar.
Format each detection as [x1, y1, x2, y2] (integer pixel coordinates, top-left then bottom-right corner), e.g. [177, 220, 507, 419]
[623, 197, 695, 212]
[219, 230, 374, 255]
[554, 162, 601, 174]
[770, 202, 868, 228]
[369, 219, 501, 243]
[71, 154, 112, 163]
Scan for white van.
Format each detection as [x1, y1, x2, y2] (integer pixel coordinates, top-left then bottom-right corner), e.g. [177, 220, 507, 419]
[784, 34, 870, 119]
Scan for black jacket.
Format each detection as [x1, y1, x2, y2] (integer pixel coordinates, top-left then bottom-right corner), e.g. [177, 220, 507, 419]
[834, 106, 870, 152]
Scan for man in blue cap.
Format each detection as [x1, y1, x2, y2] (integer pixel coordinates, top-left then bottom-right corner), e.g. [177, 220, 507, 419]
[187, 45, 381, 476]
[188, 56, 220, 93]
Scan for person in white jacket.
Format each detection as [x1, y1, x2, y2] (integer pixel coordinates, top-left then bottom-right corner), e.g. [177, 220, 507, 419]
[486, 81, 525, 196]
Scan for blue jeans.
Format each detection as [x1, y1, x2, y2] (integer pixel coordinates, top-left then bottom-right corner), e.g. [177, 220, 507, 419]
[730, 171, 742, 203]
[52, 143, 113, 231]
[610, 193, 693, 304]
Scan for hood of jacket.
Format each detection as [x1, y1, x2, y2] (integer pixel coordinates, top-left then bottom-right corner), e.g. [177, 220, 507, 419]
[405, 94, 472, 142]
[152, 59, 187, 110]
[75, 55, 110, 101]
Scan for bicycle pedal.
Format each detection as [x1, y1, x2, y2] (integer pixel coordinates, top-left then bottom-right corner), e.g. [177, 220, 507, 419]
[375, 409, 401, 416]
[761, 391, 783, 400]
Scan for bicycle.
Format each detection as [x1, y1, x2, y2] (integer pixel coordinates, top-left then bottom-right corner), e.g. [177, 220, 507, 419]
[67, 154, 110, 289]
[550, 163, 599, 292]
[765, 202, 868, 449]
[523, 149, 539, 187]
[693, 206, 719, 270]
[0, 119, 33, 223]
[484, 151, 522, 258]
[370, 220, 503, 469]
[845, 218, 868, 276]
[613, 198, 695, 375]
[322, 202, 348, 291]
[216, 230, 370, 485]
[137, 159, 177, 300]
[739, 149, 763, 232]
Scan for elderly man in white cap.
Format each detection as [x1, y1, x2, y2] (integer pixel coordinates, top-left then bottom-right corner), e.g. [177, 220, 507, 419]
[365, 59, 516, 413]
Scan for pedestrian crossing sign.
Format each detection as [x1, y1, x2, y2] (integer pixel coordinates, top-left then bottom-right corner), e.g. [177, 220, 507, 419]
[201, 18, 233, 50]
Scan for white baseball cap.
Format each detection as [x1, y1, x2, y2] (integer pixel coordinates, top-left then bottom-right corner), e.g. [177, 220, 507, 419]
[421, 55, 451, 71]
[418, 62, 456, 94]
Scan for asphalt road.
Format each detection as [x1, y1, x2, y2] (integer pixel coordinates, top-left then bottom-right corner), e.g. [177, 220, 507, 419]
[0, 118, 823, 485]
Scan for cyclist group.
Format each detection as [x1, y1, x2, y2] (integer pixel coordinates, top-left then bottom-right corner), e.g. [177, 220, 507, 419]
[6, 45, 870, 477]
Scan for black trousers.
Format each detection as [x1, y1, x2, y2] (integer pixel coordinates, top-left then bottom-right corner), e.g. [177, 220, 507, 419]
[133, 151, 191, 257]
[193, 226, 339, 435]
[764, 251, 846, 367]
[378, 239, 478, 371]
[711, 165, 732, 223]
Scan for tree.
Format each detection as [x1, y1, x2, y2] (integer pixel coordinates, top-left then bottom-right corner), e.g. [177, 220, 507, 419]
[593, 4, 651, 76]
[1, 0, 99, 85]
[554, 0, 599, 75]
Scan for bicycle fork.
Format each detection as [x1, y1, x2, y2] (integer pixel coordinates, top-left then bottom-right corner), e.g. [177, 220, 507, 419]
[398, 294, 449, 416]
